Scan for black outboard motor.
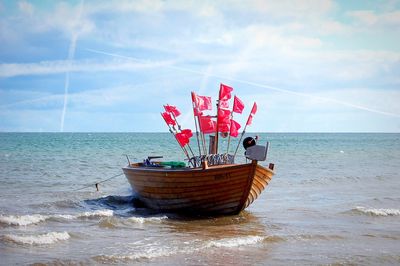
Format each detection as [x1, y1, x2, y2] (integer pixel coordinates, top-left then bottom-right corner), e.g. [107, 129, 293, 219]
[242, 136, 257, 150]
[243, 136, 269, 161]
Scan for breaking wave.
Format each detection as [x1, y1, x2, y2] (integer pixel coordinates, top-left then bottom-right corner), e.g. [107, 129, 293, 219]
[127, 216, 168, 224]
[93, 248, 179, 263]
[93, 234, 278, 262]
[206, 235, 267, 248]
[0, 210, 114, 226]
[353, 206, 400, 217]
[3, 231, 70, 245]
[0, 214, 48, 226]
[79, 210, 114, 218]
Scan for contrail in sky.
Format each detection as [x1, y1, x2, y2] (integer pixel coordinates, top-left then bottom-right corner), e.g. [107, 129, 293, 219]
[86, 48, 400, 119]
[60, 1, 84, 132]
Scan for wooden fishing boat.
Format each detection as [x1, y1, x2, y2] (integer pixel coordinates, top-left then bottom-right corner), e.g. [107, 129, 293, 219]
[123, 84, 275, 216]
[123, 159, 274, 216]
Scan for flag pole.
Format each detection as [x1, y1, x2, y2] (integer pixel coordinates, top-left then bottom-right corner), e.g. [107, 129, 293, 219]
[191, 92, 202, 158]
[233, 125, 248, 158]
[233, 102, 256, 158]
[165, 105, 195, 158]
[215, 88, 222, 154]
[202, 128, 207, 155]
[161, 112, 194, 167]
[226, 111, 234, 154]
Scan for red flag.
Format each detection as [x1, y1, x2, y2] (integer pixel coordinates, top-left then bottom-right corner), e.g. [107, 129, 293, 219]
[195, 95, 212, 111]
[219, 100, 229, 109]
[246, 102, 257, 125]
[233, 96, 244, 114]
[180, 129, 193, 138]
[218, 109, 231, 123]
[218, 122, 230, 133]
[193, 109, 203, 116]
[219, 84, 233, 101]
[246, 114, 253, 126]
[164, 105, 181, 117]
[217, 108, 231, 132]
[230, 120, 241, 137]
[175, 132, 190, 147]
[161, 112, 176, 126]
[199, 116, 216, 134]
[251, 102, 257, 115]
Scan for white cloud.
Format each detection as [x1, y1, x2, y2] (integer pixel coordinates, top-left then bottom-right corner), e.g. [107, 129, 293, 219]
[18, 1, 34, 15]
[1, 0, 400, 132]
[0, 58, 176, 78]
[4, 1, 94, 39]
[348, 10, 400, 28]
[247, 87, 400, 132]
[231, 0, 336, 18]
[0, 109, 61, 132]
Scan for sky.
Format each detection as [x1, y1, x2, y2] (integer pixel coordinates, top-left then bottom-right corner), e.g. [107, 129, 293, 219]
[0, 0, 399, 132]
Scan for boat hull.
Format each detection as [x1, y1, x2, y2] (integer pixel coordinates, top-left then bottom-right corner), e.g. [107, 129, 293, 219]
[122, 161, 273, 216]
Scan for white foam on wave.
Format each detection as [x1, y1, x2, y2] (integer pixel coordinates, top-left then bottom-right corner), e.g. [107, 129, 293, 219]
[94, 235, 273, 263]
[4, 231, 70, 245]
[0, 210, 114, 226]
[0, 214, 48, 226]
[206, 235, 265, 248]
[79, 210, 114, 218]
[95, 248, 178, 263]
[355, 206, 400, 216]
[127, 216, 168, 224]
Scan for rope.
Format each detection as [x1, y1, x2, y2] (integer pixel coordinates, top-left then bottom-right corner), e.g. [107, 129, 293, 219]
[74, 172, 124, 192]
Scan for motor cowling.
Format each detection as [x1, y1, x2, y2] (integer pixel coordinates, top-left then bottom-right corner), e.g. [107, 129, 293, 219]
[243, 136, 269, 161]
[243, 136, 257, 150]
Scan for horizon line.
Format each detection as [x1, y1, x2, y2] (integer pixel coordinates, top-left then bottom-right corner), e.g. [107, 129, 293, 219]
[0, 131, 399, 134]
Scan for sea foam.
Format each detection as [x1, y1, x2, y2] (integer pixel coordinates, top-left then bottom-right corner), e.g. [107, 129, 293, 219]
[79, 210, 114, 218]
[206, 235, 265, 248]
[4, 231, 70, 245]
[127, 216, 168, 224]
[93, 235, 275, 263]
[0, 210, 114, 226]
[93, 248, 179, 263]
[354, 206, 400, 217]
[0, 214, 48, 226]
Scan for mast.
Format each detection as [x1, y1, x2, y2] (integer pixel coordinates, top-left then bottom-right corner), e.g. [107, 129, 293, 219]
[214, 84, 224, 154]
[191, 92, 202, 157]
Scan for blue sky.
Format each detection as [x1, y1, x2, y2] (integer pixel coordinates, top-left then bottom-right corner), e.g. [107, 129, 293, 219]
[0, 0, 399, 132]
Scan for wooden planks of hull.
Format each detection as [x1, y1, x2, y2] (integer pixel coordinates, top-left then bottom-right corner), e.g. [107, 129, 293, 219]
[243, 164, 274, 209]
[122, 162, 274, 215]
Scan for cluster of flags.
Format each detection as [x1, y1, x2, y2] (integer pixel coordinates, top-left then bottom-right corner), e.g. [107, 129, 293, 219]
[161, 104, 193, 148]
[192, 84, 248, 138]
[161, 83, 258, 156]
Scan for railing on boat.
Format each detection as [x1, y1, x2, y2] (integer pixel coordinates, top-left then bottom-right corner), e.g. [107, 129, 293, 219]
[189, 153, 235, 168]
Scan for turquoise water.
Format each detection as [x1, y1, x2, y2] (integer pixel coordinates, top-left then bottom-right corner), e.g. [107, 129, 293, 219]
[1, 133, 399, 265]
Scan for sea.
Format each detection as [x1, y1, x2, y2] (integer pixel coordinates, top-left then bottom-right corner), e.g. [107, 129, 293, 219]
[0, 132, 399, 265]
